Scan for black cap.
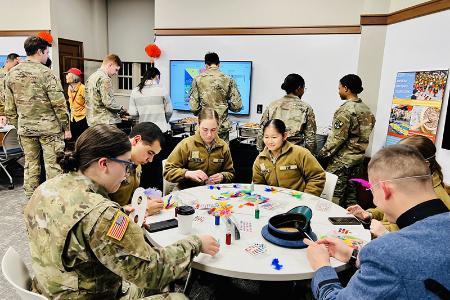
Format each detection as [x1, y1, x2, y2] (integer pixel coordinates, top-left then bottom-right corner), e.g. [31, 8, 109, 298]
[176, 205, 195, 215]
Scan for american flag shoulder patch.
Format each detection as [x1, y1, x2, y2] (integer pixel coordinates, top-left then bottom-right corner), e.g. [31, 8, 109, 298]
[107, 211, 130, 241]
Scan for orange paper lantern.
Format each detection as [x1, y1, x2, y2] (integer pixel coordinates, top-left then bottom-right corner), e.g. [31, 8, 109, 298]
[145, 44, 161, 58]
[37, 32, 53, 45]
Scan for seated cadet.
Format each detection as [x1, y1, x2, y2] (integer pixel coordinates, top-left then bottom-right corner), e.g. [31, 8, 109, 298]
[252, 119, 325, 196]
[164, 107, 235, 190]
[304, 144, 450, 299]
[348, 134, 450, 237]
[24, 125, 219, 299]
[109, 122, 165, 215]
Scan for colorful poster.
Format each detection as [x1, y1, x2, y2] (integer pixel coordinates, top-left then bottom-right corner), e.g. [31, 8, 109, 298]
[385, 70, 448, 146]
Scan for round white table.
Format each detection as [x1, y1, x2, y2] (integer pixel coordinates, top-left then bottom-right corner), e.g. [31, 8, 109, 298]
[145, 184, 370, 281]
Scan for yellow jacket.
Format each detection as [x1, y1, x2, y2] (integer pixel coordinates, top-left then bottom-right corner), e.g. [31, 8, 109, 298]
[68, 82, 86, 122]
[252, 141, 325, 196]
[164, 132, 235, 190]
[368, 172, 450, 232]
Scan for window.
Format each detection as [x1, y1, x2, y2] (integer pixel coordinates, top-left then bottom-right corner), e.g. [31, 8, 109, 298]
[118, 62, 133, 90]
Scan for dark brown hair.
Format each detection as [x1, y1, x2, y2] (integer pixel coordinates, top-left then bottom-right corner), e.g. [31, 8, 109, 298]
[399, 135, 443, 182]
[24, 36, 50, 56]
[57, 125, 131, 173]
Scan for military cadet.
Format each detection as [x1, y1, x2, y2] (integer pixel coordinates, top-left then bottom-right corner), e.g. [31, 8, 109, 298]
[5, 36, 70, 198]
[318, 74, 375, 207]
[0, 53, 21, 126]
[85, 54, 127, 126]
[109, 122, 165, 216]
[164, 107, 235, 190]
[24, 124, 220, 299]
[253, 119, 325, 196]
[189, 52, 242, 142]
[257, 74, 317, 154]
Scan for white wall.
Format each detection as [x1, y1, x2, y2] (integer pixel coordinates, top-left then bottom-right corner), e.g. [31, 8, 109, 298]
[389, 0, 430, 12]
[371, 10, 450, 183]
[50, 0, 108, 76]
[108, 0, 155, 62]
[0, 0, 51, 30]
[0, 37, 28, 57]
[156, 34, 360, 126]
[155, 0, 364, 28]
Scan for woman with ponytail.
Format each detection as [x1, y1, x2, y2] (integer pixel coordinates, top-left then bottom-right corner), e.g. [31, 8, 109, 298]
[24, 124, 219, 299]
[257, 73, 317, 154]
[129, 66, 173, 190]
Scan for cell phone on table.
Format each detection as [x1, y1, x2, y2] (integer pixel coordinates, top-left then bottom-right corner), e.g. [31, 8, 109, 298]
[147, 219, 178, 233]
[328, 217, 361, 225]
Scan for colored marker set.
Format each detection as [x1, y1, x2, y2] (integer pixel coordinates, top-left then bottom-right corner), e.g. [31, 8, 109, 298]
[245, 243, 267, 256]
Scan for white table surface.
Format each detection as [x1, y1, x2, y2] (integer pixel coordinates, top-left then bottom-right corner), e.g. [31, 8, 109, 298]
[145, 184, 370, 281]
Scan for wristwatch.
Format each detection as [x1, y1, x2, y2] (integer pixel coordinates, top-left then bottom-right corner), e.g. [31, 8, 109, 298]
[349, 248, 359, 267]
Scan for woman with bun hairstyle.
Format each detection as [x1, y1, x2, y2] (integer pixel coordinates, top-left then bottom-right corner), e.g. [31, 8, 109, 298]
[257, 73, 317, 154]
[253, 119, 325, 196]
[318, 74, 375, 208]
[24, 124, 219, 299]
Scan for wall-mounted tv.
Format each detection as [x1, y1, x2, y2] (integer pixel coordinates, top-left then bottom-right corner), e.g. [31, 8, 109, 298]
[170, 60, 252, 115]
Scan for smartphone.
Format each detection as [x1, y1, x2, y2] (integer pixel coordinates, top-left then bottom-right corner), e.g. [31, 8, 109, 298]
[147, 219, 178, 233]
[328, 217, 361, 226]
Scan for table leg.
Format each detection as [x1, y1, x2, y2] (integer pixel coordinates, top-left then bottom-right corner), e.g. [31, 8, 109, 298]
[183, 268, 199, 295]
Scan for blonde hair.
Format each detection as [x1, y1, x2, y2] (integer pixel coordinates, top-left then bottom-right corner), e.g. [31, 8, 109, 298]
[198, 107, 220, 125]
[102, 54, 122, 67]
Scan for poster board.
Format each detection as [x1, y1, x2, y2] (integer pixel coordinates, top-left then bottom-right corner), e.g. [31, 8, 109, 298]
[385, 70, 448, 146]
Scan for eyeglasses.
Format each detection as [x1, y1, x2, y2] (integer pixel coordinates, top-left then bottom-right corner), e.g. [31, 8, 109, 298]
[108, 157, 135, 174]
[366, 174, 431, 193]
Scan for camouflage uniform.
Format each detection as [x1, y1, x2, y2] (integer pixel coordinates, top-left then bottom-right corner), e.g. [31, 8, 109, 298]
[85, 68, 122, 126]
[0, 68, 7, 117]
[109, 164, 142, 206]
[319, 99, 375, 207]
[24, 172, 201, 299]
[257, 95, 317, 153]
[189, 66, 242, 142]
[5, 60, 69, 198]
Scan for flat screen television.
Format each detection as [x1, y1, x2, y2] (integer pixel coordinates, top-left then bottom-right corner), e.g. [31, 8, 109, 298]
[170, 60, 252, 115]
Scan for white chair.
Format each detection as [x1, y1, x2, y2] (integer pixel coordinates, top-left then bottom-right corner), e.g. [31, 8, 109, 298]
[1, 247, 47, 300]
[320, 172, 338, 202]
[162, 159, 177, 196]
[0, 127, 24, 189]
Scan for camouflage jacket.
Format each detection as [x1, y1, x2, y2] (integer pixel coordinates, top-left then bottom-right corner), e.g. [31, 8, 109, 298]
[189, 66, 242, 134]
[257, 95, 317, 153]
[164, 131, 235, 190]
[5, 61, 69, 136]
[85, 68, 122, 126]
[24, 172, 202, 299]
[0, 68, 6, 115]
[252, 141, 325, 196]
[319, 99, 375, 168]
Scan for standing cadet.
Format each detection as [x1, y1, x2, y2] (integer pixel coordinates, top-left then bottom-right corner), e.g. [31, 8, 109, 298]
[5, 36, 70, 198]
[109, 122, 165, 216]
[164, 107, 235, 190]
[253, 119, 325, 196]
[0, 53, 21, 126]
[257, 73, 317, 153]
[189, 52, 242, 142]
[24, 125, 219, 299]
[319, 74, 375, 207]
[85, 54, 127, 126]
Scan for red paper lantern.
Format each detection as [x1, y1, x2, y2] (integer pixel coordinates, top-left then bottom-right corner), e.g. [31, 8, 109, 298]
[37, 32, 53, 45]
[145, 44, 161, 58]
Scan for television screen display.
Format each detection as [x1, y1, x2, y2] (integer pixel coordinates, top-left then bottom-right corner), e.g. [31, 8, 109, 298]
[170, 60, 252, 115]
